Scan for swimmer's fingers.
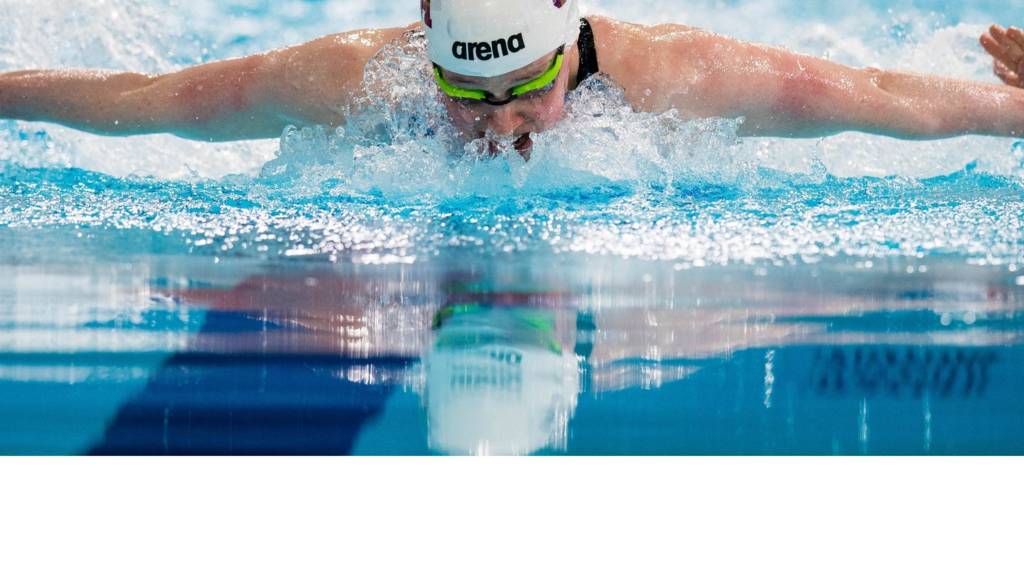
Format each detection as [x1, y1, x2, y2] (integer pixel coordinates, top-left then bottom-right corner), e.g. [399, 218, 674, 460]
[981, 29, 1008, 64]
[994, 60, 1022, 88]
[993, 26, 1024, 68]
[980, 35, 1017, 85]
[982, 25, 1024, 85]
[1007, 27, 1024, 51]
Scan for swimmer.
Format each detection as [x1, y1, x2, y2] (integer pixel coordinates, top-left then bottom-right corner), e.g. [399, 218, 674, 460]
[2, 0, 1024, 157]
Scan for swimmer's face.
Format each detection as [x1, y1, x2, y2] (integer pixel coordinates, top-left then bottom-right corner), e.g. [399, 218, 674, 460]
[437, 48, 571, 156]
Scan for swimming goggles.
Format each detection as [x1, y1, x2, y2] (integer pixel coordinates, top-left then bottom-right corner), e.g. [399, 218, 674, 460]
[433, 46, 565, 106]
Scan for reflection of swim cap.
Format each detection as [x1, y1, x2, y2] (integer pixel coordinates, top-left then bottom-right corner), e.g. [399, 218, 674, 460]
[425, 307, 580, 455]
[422, 0, 580, 77]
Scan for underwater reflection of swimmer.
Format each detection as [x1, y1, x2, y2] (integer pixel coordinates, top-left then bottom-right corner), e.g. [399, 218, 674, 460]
[89, 271, 584, 455]
[423, 272, 1020, 454]
[87, 266, 1023, 454]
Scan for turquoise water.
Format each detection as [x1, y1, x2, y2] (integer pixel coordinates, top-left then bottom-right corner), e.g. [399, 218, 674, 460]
[2, 0, 1024, 454]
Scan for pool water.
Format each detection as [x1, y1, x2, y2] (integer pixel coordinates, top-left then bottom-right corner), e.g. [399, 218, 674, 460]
[2, 0, 1024, 454]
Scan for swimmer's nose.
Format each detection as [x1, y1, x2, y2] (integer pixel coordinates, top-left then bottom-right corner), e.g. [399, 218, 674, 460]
[484, 105, 524, 136]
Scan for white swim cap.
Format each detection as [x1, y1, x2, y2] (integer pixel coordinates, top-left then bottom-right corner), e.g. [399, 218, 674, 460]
[424, 307, 580, 455]
[422, 0, 580, 77]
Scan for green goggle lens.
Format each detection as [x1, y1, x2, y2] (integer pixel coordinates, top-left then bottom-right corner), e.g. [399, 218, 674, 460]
[433, 48, 565, 106]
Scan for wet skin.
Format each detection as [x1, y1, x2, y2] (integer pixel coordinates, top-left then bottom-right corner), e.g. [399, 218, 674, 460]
[3, 18, 1024, 146]
[437, 45, 580, 157]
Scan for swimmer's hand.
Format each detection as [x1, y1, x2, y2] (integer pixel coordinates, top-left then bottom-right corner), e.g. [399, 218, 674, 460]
[981, 25, 1024, 88]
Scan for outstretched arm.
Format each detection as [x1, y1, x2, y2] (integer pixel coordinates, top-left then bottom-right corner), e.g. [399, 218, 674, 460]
[0, 27, 409, 141]
[624, 24, 1024, 139]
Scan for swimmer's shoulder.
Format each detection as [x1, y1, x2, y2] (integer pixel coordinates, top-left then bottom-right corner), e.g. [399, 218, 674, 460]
[260, 24, 420, 124]
[584, 15, 722, 112]
[322, 23, 422, 52]
[585, 16, 704, 70]
[286, 23, 420, 68]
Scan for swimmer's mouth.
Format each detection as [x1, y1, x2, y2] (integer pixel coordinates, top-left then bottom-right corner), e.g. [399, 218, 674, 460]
[513, 133, 533, 155]
[474, 133, 533, 158]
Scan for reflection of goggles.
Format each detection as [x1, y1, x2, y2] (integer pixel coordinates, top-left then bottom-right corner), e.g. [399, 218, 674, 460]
[432, 303, 563, 354]
[432, 46, 565, 106]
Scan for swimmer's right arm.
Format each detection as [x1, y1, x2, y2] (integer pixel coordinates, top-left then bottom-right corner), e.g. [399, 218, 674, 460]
[0, 26, 411, 141]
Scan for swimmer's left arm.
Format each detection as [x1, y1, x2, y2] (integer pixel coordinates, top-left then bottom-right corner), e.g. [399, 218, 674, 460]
[632, 27, 1024, 139]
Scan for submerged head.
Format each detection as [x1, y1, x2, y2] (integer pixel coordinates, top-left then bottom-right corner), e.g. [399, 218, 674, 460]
[422, 0, 580, 154]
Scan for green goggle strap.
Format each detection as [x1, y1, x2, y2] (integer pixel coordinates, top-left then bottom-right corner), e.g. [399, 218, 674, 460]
[433, 50, 565, 104]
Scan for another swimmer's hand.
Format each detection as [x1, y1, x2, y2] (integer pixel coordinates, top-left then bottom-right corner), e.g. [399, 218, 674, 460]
[981, 25, 1024, 88]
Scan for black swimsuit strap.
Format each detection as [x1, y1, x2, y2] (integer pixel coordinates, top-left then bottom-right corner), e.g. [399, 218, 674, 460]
[576, 18, 600, 87]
